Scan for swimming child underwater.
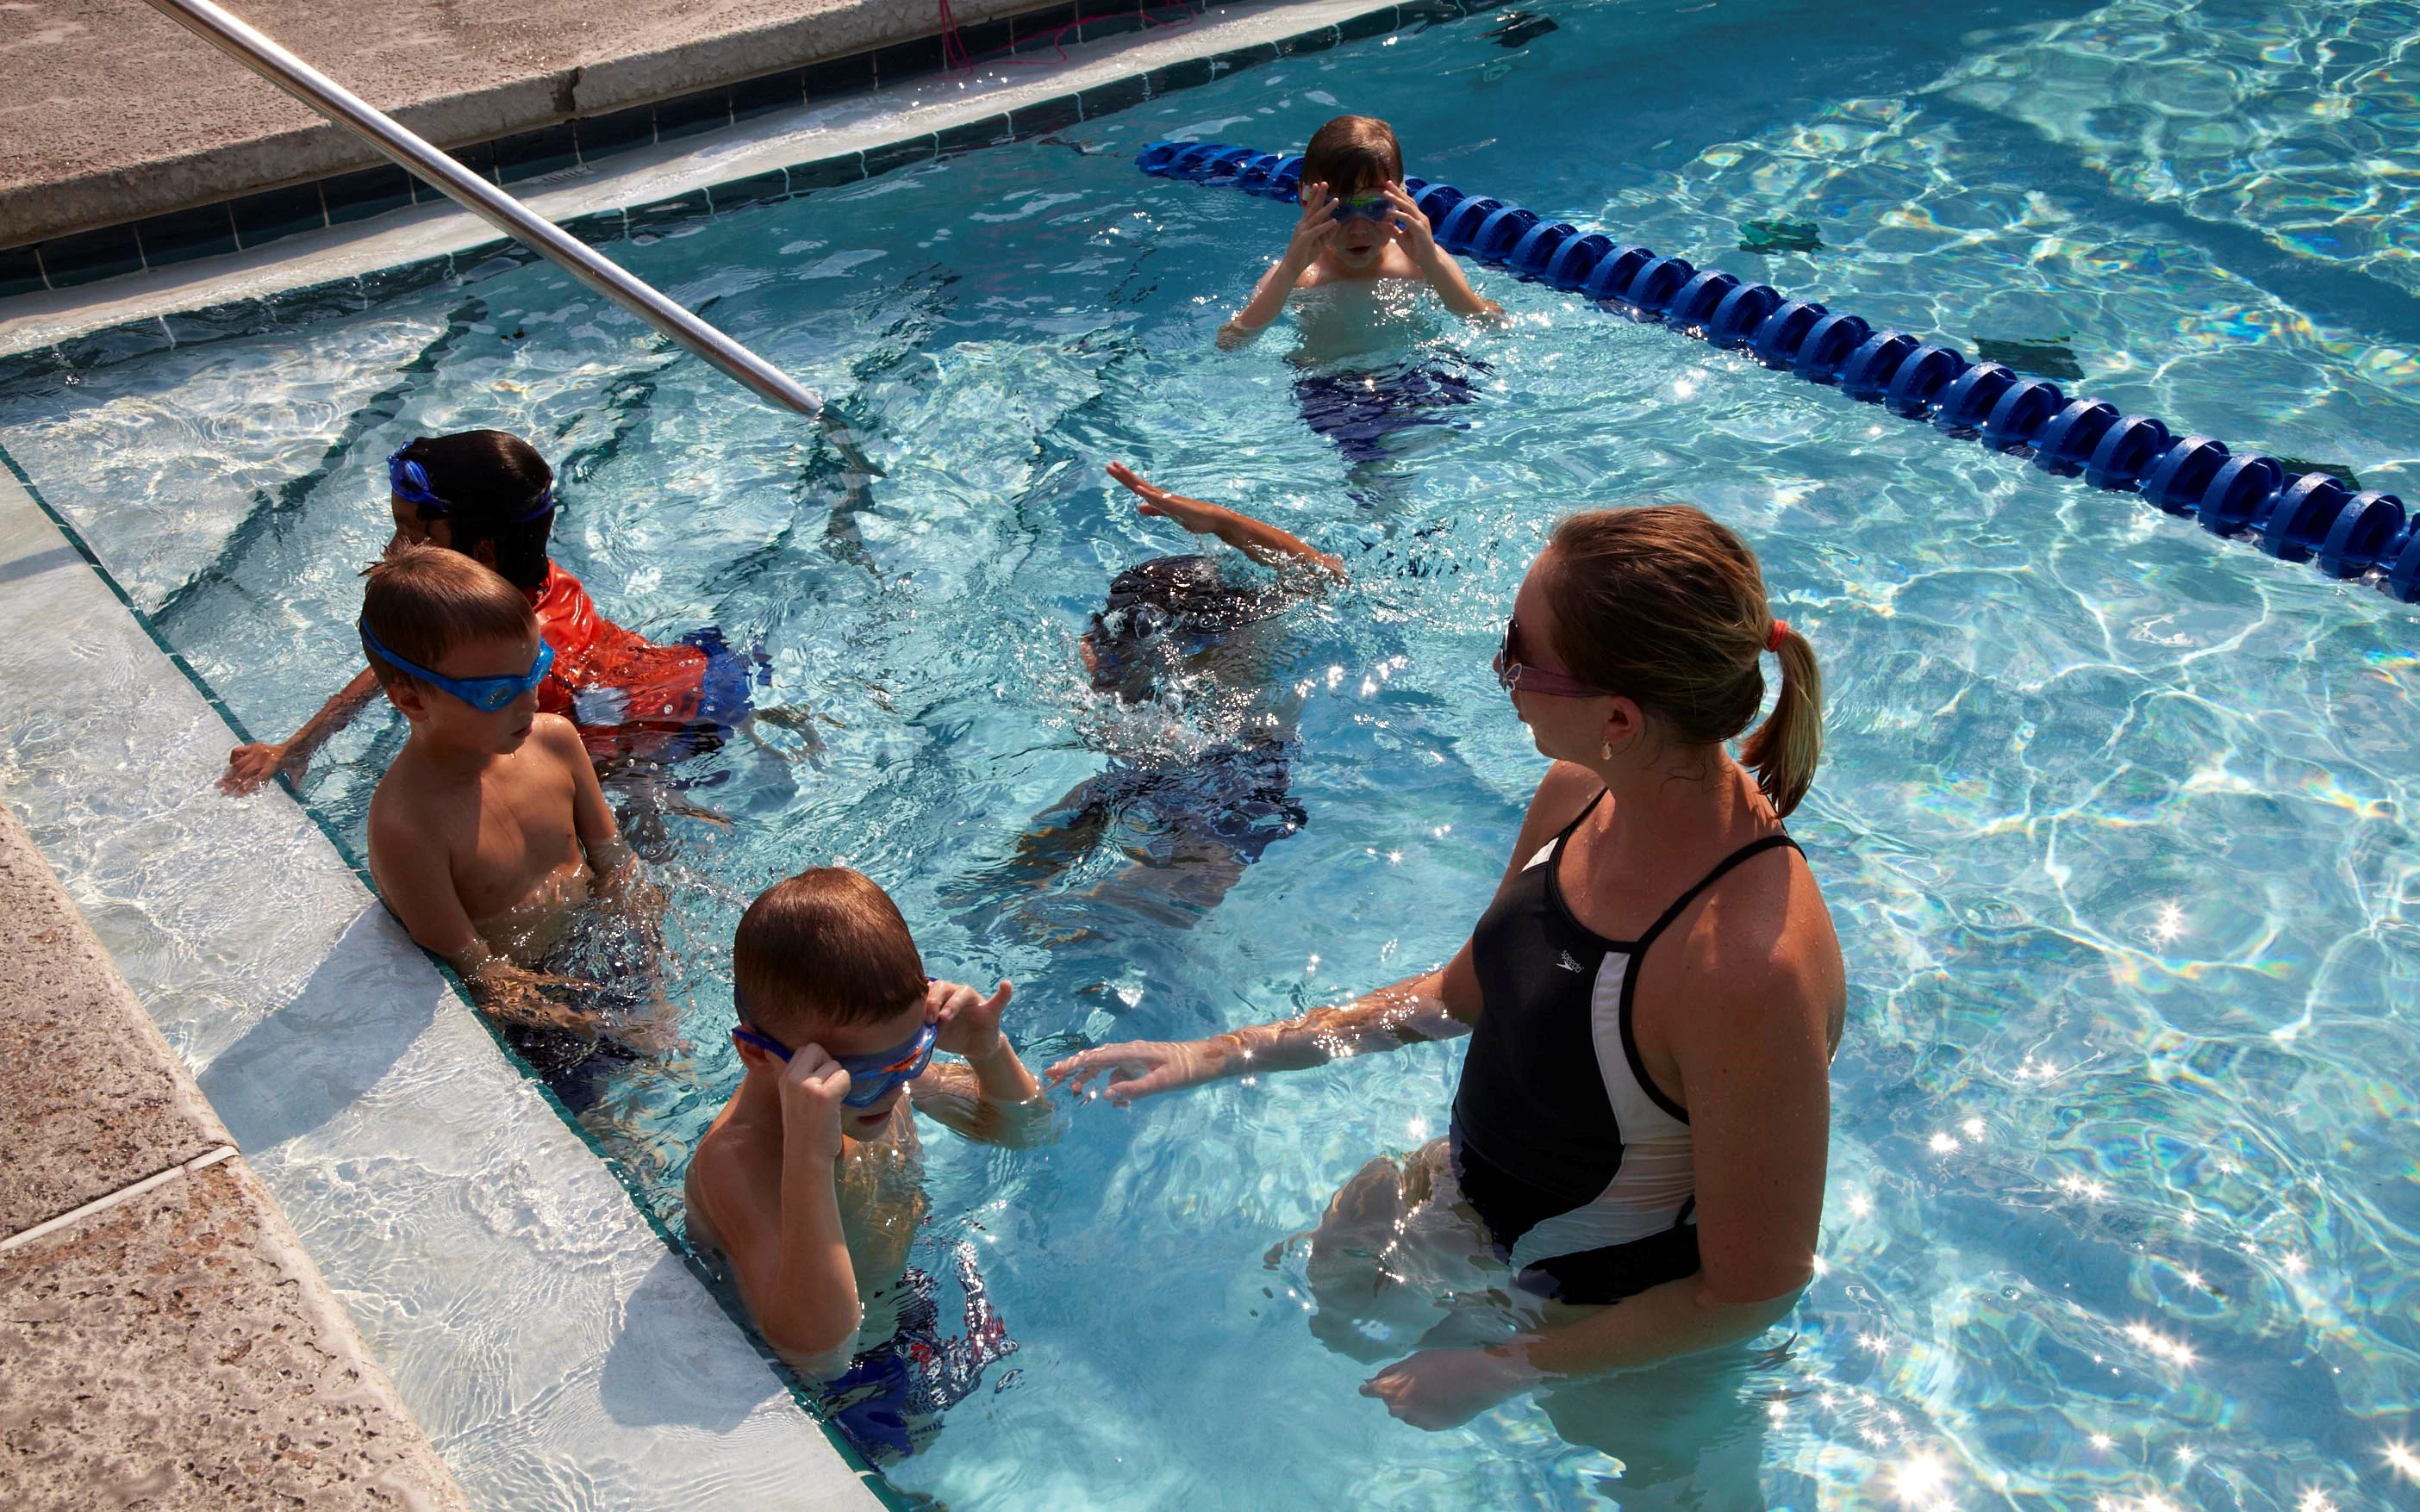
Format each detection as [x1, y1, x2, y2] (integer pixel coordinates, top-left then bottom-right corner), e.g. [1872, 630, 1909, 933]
[359, 544, 672, 1054]
[685, 867, 1051, 1461]
[1217, 114, 1502, 352]
[219, 429, 766, 797]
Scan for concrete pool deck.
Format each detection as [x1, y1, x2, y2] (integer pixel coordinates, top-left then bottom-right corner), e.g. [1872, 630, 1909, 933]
[3, 0, 1065, 246]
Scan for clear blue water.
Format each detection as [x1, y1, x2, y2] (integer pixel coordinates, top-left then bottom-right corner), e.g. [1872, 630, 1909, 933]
[6, 0, 2420, 1505]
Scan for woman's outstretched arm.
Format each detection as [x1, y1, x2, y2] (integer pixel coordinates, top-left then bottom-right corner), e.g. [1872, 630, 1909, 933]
[1047, 951, 1477, 1104]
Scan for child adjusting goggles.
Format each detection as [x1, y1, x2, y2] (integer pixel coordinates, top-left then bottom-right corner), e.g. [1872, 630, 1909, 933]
[731, 1004, 940, 1108]
[359, 622, 557, 712]
[1332, 190, 1396, 224]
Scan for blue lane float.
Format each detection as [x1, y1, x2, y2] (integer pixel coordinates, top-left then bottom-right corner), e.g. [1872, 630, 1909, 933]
[1136, 140, 2420, 605]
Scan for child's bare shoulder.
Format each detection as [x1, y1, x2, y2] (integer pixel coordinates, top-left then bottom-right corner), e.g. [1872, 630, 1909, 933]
[530, 711, 585, 762]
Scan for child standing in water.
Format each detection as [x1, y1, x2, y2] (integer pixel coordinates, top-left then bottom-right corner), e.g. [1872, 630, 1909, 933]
[1218, 115, 1502, 352]
[686, 868, 1049, 1460]
[359, 545, 665, 1051]
[220, 430, 761, 796]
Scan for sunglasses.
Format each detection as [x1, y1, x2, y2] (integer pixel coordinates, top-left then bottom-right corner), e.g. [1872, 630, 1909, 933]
[732, 1017, 940, 1108]
[1494, 616, 1616, 700]
[359, 621, 556, 712]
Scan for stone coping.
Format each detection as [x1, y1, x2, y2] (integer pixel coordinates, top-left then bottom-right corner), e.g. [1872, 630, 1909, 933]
[0, 457, 888, 1508]
[0, 0, 1434, 359]
[0, 798, 471, 1510]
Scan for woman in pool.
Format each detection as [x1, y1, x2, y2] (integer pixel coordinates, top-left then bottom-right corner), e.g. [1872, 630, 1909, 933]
[1049, 505, 1843, 1441]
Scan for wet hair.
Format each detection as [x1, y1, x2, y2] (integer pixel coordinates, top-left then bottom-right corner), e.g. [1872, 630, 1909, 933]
[1082, 555, 1277, 694]
[393, 430, 556, 591]
[1543, 506, 1824, 818]
[733, 868, 927, 1038]
[359, 544, 538, 694]
[1300, 115, 1404, 196]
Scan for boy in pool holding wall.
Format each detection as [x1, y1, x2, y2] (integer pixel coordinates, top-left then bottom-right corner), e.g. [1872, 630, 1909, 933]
[220, 429, 765, 798]
[359, 544, 666, 1047]
[685, 868, 1050, 1460]
[1217, 114, 1502, 351]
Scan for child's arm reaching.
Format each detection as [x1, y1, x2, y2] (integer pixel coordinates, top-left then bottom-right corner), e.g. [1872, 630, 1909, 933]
[913, 979, 1053, 1147]
[1382, 181, 1502, 320]
[1219, 183, 1343, 348]
[219, 667, 383, 796]
[700, 1048, 865, 1373]
[1105, 463, 1346, 582]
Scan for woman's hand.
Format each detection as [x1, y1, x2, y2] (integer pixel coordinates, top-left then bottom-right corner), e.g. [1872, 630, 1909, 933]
[929, 978, 1014, 1060]
[1107, 462, 1227, 535]
[1046, 1037, 1238, 1104]
[219, 739, 302, 796]
[1359, 1345, 1538, 1430]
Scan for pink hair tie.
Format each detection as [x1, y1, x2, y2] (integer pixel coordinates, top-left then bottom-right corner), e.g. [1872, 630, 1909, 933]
[1766, 619, 1789, 653]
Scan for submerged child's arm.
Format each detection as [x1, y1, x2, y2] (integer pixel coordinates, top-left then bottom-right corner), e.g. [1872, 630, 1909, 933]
[1105, 463, 1346, 583]
[1382, 182, 1502, 320]
[912, 979, 1052, 1147]
[1219, 184, 1343, 348]
[553, 716, 639, 885]
[365, 793, 597, 1036]
[701, 1048, 864, 1373]
[219, 667, 383, 796]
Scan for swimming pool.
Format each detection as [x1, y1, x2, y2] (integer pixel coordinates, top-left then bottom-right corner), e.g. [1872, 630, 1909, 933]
[6, 0, 2419, 1503]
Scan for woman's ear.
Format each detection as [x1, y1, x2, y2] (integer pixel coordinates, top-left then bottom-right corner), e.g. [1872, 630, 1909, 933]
[469, 538, 501, 570]
[1598, 695, 1648, 756]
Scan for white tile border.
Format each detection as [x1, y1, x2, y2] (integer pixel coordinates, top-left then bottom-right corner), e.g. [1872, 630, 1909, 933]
[0, 458, 889, 1510]
[0, 0, 1396, 358]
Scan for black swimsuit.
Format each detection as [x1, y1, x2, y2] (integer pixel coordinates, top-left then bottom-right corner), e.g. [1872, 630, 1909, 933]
[1450, 791, 1799, 1304]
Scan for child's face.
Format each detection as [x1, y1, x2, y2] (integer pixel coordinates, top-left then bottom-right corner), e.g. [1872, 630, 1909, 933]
[1327, 182, 1394, 269]
[794, 999, 933, 1138]
[390, 627, 548, 755]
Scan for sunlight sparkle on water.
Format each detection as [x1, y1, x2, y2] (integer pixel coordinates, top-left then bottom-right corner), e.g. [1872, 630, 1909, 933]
[2151, 900, 2186, 944]
[2297, 1490, 2337, 1512]
[2385, 1440, 2420, 1482]
[1891, 1451, 1949, 1504]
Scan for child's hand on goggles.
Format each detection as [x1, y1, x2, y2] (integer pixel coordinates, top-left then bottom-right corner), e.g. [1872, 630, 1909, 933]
[929, 978, 1015, 1059]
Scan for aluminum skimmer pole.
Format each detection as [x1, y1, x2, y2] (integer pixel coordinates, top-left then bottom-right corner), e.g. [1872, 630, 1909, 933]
[139, 0, 828, 420]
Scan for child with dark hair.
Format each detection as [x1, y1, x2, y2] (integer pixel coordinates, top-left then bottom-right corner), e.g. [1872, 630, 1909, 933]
[220, 429, 762, 796]
[684, 867, 1047, 1459]
[359, 544, 667, 1060]
[1219, 115, 1501, 349]
[970, 464, 1344, 933]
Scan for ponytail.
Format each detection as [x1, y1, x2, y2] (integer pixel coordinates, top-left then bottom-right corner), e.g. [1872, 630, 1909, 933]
[1545, 506, 1825, 818]
[1739, 620, 1823, 818]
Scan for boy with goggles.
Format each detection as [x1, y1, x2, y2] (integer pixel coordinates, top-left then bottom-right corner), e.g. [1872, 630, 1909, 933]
[1218, 113, 1501, 351]
[360, 544, 671, 1049]
[686, 867, 1048, 1440]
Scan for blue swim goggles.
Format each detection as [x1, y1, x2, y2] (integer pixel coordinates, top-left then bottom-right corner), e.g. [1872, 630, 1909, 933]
[732, 1014, 939, 1108]
[387, 446, 558, 524]
[359, 620, 556, 712]
[1332, 190, 1394, 224]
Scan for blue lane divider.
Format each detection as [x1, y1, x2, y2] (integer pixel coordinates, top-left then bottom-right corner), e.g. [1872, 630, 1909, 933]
[1137, 140, 2420, 604]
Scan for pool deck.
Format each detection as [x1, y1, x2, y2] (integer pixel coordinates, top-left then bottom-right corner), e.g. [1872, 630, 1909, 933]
[0, 798, 469, 1510]
[3, 0, 1060, 246]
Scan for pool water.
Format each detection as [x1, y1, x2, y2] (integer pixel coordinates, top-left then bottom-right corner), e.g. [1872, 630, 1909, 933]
[7, 0, 2420, 1505]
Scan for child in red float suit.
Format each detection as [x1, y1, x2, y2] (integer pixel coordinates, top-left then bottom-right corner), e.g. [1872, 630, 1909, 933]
[221, 428, 761, 797]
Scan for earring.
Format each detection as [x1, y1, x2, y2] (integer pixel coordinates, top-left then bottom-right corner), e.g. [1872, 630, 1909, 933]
[1601, 741, 1614, 761]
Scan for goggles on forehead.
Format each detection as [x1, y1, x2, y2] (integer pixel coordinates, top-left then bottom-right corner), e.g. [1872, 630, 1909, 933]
[387, 446, 558, 525]
[359, 621, 555, 712]
[731, 1011, 940, 1108]
[1493, 615, 1617, 700]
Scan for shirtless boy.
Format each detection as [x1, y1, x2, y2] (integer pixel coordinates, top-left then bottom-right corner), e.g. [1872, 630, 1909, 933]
[359, 544, 655, 1041]
[1218, 114, 1502, 351]
[685, 868, 1048, 1457]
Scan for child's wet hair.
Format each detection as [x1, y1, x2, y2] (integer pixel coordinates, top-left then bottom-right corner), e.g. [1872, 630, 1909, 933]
[359, 544, 538, 693]
[1082, 554, 1277, 694]
[1301, 115, 1404, 196]
[734, 868, 928, 1037]
[393, 430, 556, 590]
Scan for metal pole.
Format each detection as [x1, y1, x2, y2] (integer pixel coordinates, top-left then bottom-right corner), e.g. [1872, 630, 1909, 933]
[139, 0, 826, 420]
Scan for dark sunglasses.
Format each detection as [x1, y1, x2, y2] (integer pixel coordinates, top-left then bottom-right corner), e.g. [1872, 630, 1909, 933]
[1494, 616, 1616, 700]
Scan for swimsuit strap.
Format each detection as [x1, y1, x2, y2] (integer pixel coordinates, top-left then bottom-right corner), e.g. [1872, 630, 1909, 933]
[1631, 832, 1801, 955]
[1548, 787, 1611, 855]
